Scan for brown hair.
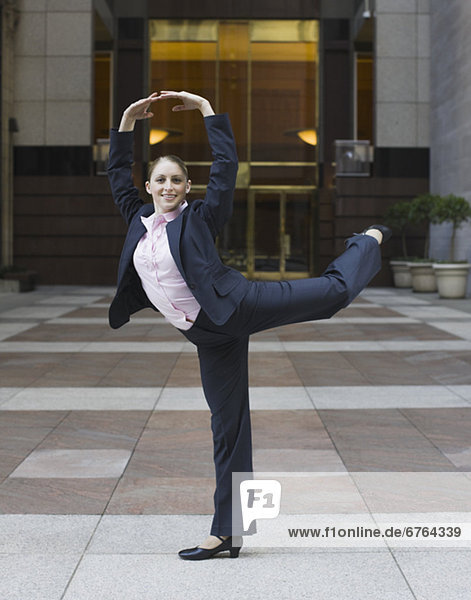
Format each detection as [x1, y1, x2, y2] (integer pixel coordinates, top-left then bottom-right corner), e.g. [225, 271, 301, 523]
[147, 155, 189, 181]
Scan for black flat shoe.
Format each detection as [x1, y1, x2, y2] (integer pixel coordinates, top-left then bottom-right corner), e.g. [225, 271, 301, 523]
[361, 224, 392, 243]
[178, 535, 242, 560]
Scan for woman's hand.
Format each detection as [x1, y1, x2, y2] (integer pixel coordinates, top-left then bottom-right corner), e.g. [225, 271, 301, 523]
[157, 91, 215, 117]
[118, 90, 215, 132]
[118, 93, 160, 132]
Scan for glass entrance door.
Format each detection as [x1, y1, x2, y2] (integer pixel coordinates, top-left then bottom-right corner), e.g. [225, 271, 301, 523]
[149, 19, 319, 279]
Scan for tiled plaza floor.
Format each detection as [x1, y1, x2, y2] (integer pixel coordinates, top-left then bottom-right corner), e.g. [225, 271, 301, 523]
[1, 285, 471, 599]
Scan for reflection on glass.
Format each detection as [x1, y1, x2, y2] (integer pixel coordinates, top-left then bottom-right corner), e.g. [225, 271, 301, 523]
[285, 196, 311, 272]
[148, 19, 319, 278]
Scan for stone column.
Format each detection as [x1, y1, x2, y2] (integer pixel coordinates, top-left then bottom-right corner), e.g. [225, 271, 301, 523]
[429, 0, 471, 272]
[1, 0, 18, 267]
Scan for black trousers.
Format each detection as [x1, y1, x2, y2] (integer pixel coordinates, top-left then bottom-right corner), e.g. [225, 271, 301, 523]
[181, 234, 381, 536]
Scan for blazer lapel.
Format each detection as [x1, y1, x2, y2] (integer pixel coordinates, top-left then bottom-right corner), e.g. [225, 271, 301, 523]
[118, 204, 155, 282]
[167, 214, 186, 278]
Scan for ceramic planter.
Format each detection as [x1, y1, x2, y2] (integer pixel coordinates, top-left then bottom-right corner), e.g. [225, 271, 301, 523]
[0, 270, 37, 292]
[408, 262, 437, 293]
[389, 260, 412, 288]
[432, 263, 471, 299]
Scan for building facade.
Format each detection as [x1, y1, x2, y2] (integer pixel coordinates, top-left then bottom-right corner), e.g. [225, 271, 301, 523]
[1, 0, 468, 290]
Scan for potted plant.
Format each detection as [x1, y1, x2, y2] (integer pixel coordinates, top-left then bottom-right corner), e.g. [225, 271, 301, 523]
[430, 194, 471, 298]
[407, 194, 439, 292]
[0, 265, 37, 292]
[384, 201, 413, 287]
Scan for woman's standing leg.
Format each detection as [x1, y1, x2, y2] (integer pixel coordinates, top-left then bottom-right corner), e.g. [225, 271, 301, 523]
[193, 333, 253, 537]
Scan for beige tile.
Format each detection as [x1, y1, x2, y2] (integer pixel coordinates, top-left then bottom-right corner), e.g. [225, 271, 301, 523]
[0, 478, 116, 513]
[10, 449, 132, 478]
[106, 477, 215, 514]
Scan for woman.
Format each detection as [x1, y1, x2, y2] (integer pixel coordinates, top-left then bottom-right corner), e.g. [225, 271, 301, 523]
[107, 90, 389, 560]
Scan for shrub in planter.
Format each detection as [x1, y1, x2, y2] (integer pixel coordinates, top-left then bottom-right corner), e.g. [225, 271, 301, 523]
[430, 194, 471, 298]
[409, 193, 439, 259]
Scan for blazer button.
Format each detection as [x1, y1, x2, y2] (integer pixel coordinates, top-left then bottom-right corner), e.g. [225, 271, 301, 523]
[189, 283, 196, 289]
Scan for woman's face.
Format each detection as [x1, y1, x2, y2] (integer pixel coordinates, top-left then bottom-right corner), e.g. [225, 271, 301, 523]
[146, 159, 191, 215]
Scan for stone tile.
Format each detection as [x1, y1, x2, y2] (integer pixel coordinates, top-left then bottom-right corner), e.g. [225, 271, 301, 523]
[47, 0, 92, 10]
[0, 478, 116, 513]
[278, 322, 456, 342]
[106, 476, 215, 514]
[403, 408, 471, 451]
[249, 353, 303, 386]
[0, 514, 99, 553]
[403, 351, 471, 385]
[391, 305, 471, 319]
[0, 341, 89, 353]
[307, 385, 469, 409]
[0, 411, 66, 451]
[254, 449, 346, 472]
[14, 11, 46, 56]
[87, 514, 214, 554]
[393, 550, 471, 598]
[0, 554, 80, 600]
[449, 385, 471, 401]
[29, 353, 126, 387]
[138, 411, 213, 451]
[101, 353, 179, 387]
[249, 340, 285, 352]
[155, 386, 313, 410]
[56, 307, 109, 318]
[339, 352, 436, 385]
[46, 57, 91, 101]
[287, 352, 367, 386]
[162, 353, 202, 387]
[318, 409, 444, 450]
[376, 102, 417, 147]
[9, 449, 132, 478]
[124, 448, 215, 478]
[38, 295, 104, 305]
[0, 449, 31, 479]
[375, 0, 417, 13]
[36, 410, 150, 450]
[429, 321, 471, 340]
[251, 410, 334, 450]
[62, 553, 415, 600]
[81, 341, 189, 353]
[271, 473, 368, 514]
[335, 446, 457, 472]
[1, 387, 159, 411]
[0, 322, 39, 341]
[376, 58, 417, 103]
[0, 305, 75, 319]
[379, 341, 471, 352]
[46, 12, 92, 56]
[352, 472, 471, 512]
[45, 101, 91, 146]
[337, 306, 402, 317]
[359, 294, 430, 305]
[443, 448, 471, 470]
[0, 387, 21, 405]
[7, 324, 107, 342]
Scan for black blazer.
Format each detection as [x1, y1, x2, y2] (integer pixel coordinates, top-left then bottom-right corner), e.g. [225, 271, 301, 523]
[107, 114, 250, 329]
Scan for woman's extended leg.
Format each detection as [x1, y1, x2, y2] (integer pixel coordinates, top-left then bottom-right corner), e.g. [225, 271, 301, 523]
[239, 233, 383, 334]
